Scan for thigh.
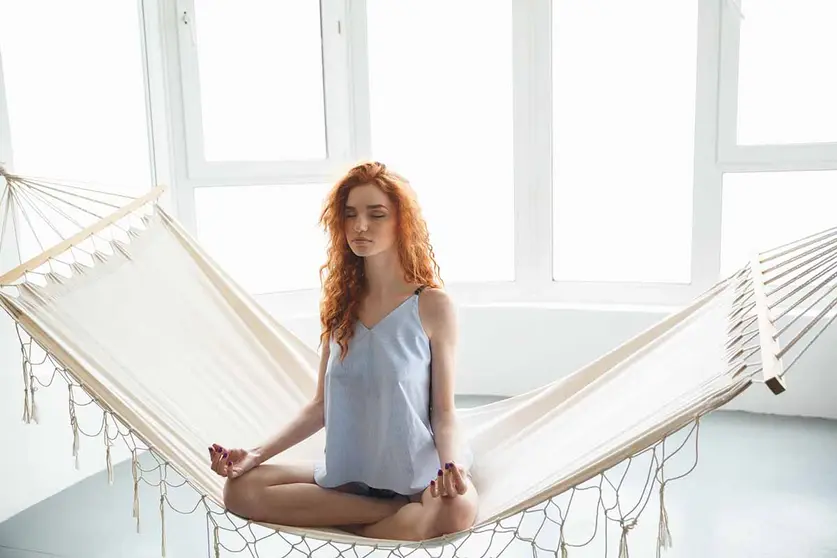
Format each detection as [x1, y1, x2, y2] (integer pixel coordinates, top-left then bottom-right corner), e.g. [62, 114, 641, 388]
[235, 461, 316, 488]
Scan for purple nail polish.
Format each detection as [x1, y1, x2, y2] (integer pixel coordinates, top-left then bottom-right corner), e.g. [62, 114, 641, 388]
[227, 461, 232, 466]
[223, 452, 228, 458]
[445, 463, 450, 469]
[430, 480, 435, 485]
[438, 469, 443, 476]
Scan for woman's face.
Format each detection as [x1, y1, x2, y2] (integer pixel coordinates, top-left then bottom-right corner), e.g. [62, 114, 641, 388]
[344, 183, 397, 258]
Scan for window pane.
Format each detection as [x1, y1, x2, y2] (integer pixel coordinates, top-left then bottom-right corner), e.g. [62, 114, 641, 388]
[366, 1, 514, 283]
[721, 171, 837, 277]
[195, 184, 330, 294]
[0, 1, 151, 189]
[737, 0, 837, 145]
[0, 1, 152, 265]
[193, 1, 326, 161]
[552, 0, 697, 283]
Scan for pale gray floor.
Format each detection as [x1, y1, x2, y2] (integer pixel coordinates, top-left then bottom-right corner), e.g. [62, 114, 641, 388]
[1, 401, 836, 558]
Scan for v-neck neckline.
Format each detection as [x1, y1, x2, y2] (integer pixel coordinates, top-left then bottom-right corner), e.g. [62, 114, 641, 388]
[357, 293, 416, 331]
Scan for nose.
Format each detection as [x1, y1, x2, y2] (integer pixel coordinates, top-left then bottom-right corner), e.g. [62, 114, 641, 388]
[353, 215, 368, 233]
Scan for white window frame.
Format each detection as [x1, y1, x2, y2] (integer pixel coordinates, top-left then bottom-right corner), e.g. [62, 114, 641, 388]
[151, 0, 733, 308]
[518, 0, 726, 307]
[0, 46, 13, 171]
[0, 44, 18, 268]
[716, 0, 837, 172]
[9, 0, 833, 311]
[712, 0, 837, 291]
[168, 0, 355, 184]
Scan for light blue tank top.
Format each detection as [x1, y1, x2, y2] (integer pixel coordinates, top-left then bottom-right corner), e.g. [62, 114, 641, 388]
[313, 288, 442, 495]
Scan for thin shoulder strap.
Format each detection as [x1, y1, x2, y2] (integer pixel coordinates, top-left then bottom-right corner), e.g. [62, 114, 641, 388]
[414, 285, 428, 295]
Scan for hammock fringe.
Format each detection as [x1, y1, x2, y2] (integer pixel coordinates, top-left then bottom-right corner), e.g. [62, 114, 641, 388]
[213, 524, 221, 558]
[618, 519, 635, 558]
[132, 450, 141, 533]
[21, 362, 31, 423]
[29, 372, 39, 424]
[68, 385, 80, 470]
[656, 482, 673, 558]
[104, 412, 114, 485]
[160, 491, 167, 558]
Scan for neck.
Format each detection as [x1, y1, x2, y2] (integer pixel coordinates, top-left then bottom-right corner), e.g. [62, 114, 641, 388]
[363, 248, 406, 298]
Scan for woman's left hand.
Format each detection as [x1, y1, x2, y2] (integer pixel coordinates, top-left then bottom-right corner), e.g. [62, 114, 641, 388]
[430, 461, 469, 498]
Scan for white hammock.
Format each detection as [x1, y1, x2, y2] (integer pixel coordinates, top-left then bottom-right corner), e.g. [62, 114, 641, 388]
[1, 170, 835, 557]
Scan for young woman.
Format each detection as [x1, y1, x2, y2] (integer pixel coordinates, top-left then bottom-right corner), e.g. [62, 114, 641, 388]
[207, 162, 479, 541]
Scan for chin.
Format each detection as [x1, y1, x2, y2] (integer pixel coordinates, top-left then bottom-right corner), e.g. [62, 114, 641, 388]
[349, 243, 373, 257]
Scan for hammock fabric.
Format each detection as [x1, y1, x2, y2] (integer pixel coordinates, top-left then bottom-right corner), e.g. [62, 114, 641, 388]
[1, 173, 835, 557]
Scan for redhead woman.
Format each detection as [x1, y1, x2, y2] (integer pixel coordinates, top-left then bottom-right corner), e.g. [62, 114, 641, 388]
[208, 162, 478, 541]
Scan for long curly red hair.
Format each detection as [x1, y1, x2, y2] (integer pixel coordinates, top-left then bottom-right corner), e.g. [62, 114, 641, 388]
[318, 162, 442, 358]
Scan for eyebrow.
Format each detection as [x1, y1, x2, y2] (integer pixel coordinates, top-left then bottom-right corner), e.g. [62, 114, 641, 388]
[345, 204, 388, 210]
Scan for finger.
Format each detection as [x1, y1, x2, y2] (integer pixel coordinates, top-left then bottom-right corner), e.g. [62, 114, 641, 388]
[430, 479, 439, 498]
[219, 453, 232, 477]
[444, 463, 457, 497]
[229, 452, 246, 478]
[211, 449, 228, 474]
[436, 468, 446, 497]
[452, 465, 468, 495]
[209, 447, 220, 470]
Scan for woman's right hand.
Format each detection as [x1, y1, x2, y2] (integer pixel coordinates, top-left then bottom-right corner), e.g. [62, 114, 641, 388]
[208, 443, 261, 479]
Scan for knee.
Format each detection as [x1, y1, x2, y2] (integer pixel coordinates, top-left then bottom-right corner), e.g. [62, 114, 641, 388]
[434, 497, 478, 536]
[223, 474, 255, 517]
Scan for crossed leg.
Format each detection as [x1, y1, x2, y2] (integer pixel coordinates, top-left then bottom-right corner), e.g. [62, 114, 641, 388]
[223, 461, 479, 541]
[222, 462, 406, 528]
[348, 476, 480, 541]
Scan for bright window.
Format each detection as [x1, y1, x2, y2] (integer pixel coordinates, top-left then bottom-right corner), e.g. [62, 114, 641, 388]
[737, 0, 837, 145]
[0, 0, 152, 262]
[551, 0, 697, 284]
[192, 1, 327, 162]
[0, 1, 151, 189]
[365, 1, 514, 283]
[720, 171, 837, 277]
[195, 184, 331, 294]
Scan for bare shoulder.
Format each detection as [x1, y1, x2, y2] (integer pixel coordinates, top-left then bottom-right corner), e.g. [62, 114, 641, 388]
[417, 287, 458, 339]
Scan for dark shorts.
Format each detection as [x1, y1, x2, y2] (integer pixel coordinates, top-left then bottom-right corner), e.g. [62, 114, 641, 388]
[340, 482, 416, 501]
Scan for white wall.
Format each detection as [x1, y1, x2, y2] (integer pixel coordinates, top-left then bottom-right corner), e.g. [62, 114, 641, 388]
[2, 297, 835, 523]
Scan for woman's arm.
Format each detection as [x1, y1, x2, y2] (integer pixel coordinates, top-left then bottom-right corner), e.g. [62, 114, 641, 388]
[421, 289, 465, 469]
[251, 341, 330, 464]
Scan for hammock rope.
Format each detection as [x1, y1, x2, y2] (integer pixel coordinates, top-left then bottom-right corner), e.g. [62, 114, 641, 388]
[2, 170, 835, 557]
[0, 167, 158, 285]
